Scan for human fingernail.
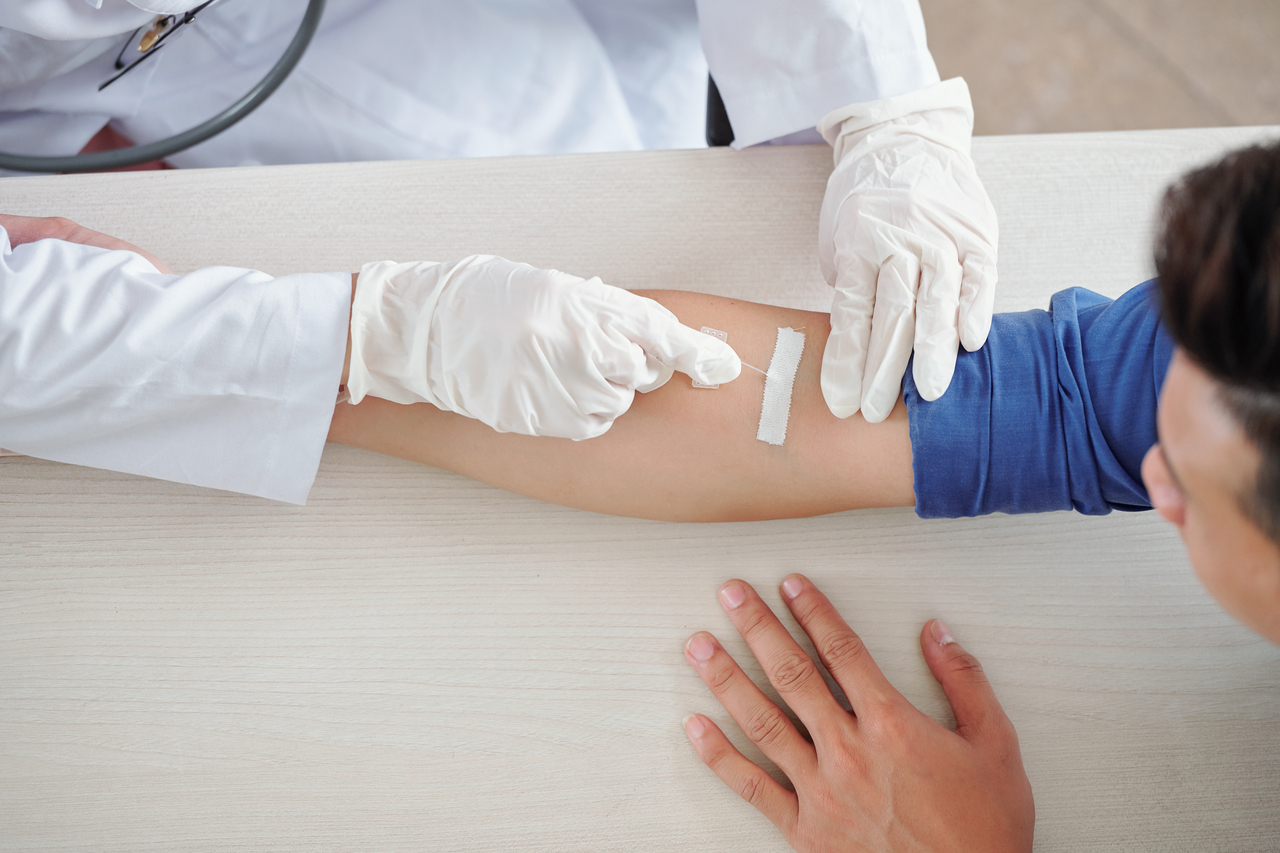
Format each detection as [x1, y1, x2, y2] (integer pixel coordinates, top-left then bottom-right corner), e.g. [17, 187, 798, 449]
[781, 576, 803, 599]
[683, 714, 706, 739]
[719, 584, 746, 610]
[931, 619, 954, 646]
[686, 634, 715, 662]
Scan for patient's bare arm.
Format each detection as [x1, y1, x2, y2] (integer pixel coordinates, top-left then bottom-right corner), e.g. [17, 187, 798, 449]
[327, 290, 915, 522]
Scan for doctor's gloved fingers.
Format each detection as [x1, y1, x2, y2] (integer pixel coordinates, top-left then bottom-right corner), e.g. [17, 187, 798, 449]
[910, 247, 963, 402]
[610, 292, 741, 391]
[819, 270, 879, 419]
[859, 253, 919, 424]
[555, 380, 638, 441]
[0, 214, 173, 274]
[684, 713, 800, 833]
[958, 248, 998, 353]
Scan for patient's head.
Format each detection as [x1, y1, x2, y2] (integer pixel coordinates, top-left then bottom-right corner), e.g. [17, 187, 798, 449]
[1142, 141, 1280, 643]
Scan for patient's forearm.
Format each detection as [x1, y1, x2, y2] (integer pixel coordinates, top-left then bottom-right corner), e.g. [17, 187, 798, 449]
[327, 290, 915, 521]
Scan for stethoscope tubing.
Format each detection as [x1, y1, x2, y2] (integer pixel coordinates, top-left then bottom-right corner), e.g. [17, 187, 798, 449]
[0, 0, 327, 174]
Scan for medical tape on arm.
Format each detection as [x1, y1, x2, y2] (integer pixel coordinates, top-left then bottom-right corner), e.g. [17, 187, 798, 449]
[756, 327, 805, 447]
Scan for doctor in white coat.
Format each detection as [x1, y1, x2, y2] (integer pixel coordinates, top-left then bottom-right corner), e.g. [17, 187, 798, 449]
[0, 0, 997, 499]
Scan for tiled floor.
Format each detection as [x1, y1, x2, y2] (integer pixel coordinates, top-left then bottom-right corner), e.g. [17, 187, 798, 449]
[921, 0, 1280, 134]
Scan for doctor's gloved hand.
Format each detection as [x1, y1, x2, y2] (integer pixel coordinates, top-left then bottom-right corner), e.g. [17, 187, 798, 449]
[683, 576, 1034, 853]
[817, 78, 998, 423]
[345, 255, 741, 440]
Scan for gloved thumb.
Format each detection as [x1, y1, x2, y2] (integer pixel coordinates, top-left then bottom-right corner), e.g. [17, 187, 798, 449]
[608, 291, 742, 392]
[920, 619, 1011, 744]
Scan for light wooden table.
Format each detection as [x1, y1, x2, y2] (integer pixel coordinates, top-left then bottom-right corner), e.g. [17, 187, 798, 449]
[3, 127, 1280, 852]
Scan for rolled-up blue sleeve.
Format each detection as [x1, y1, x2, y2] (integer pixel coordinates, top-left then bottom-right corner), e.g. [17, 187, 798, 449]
[904, 281, 1176, 517]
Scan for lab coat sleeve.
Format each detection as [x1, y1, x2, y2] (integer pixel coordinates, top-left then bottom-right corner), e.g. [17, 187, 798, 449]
[0, 229, 350, 504]
[696, 0, 940, 148]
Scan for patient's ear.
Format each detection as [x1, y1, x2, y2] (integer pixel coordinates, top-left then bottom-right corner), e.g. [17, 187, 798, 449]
[1142, 444, 1186, 526]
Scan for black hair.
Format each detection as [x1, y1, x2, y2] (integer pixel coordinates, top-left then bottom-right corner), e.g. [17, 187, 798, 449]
[1156, 140, 1280, 542]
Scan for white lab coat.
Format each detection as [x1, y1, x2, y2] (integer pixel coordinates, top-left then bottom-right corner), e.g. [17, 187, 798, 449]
[0, 227, 350, 503]
[0, 0, 938, 165]
[0, 0, 939, 501]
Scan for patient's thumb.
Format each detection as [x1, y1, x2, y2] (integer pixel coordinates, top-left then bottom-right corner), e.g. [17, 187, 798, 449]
[921, 619, 1008, 742]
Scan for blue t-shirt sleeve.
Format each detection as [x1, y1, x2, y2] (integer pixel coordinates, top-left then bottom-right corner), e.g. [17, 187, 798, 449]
[904, 280, 1176, 518]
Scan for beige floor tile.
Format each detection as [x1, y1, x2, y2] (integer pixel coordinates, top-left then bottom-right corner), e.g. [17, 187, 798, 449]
[1094, 0, 1280, 126]
[919, 0, 1277, 134]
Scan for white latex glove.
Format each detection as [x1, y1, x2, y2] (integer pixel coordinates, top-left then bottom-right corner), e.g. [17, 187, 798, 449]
[346, 255, 741, 440]
[817, 77, 998, 423]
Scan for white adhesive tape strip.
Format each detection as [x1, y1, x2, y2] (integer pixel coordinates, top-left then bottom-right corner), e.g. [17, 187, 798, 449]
[757, 327, 805, 446]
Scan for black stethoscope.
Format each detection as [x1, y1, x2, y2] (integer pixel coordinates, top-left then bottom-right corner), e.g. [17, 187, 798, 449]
[0, 0, 327, 174]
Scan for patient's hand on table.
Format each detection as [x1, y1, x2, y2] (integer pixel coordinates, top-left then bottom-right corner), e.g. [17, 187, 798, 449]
[0, 214, 173, 274]
[328, 290, 917, 522]
[684, 575, 1034, 853]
